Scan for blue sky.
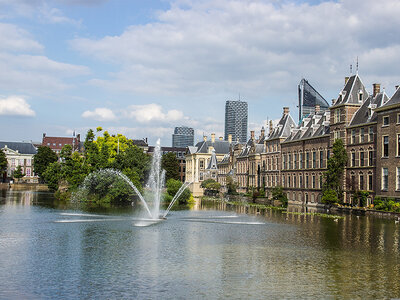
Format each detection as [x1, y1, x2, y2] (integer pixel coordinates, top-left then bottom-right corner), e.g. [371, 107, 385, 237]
[0, 0, 399, 146]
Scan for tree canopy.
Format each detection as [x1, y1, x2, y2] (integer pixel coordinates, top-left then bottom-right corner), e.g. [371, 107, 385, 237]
[0, 149, 7, 177]
[13, 165, 24, 179]
[161, 152, 180, 182]
[33, 146, 58, 181]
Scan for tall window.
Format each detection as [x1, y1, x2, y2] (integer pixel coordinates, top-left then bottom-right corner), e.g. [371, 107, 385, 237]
[199, 160, 204, 168]
[299, 175, 303, 188]
[360, 151, 364, 167]
[369, 151, 373, 166]
[288, 175, 291, 187]
[368, 174, 373, 191]
[397, 167, 400, 191]
[319, 150, 323, 168]
[351, 129, 356, 144]
[306, 152, 310, 168]
[382, 168, 388, 190]
[319, 175, 323, 188]
[383, 116, 389, 126]
[312, 175, 316, 189]
[383, 136, 389, 157]
[293, 175, 296, 188]
[299, 153, 303, 169]
[294, 153, 298, 169]
[306, 175, 309, 188]
[288, 153, 292, 169]
[312, 151, 316, 168]
[369, 127, 373, 141]
[327, 150, 330, 160]
[360, 128, 365, 143]
[398, 134, 400, 156]
[351, 152, 356, 167]
[359, 174, 364, 190]
[335, 109, 340, 123]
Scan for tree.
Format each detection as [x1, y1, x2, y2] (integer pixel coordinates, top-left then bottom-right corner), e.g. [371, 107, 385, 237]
[200, 179, 221, 196]
[33, 146, 58, 181]
[13, 165, 25, 179]
[226, 176, 238, 195]
[166, 178, 191, 204]
[271, 186, 288, 207]
[43, 162, 62, 191]
[162, 152, 180, 181]
[322, 139, 348, 204]
[0, 149, 7, 180]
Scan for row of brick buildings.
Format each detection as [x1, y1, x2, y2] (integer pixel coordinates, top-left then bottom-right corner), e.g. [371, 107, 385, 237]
[187, 74, 400, 205]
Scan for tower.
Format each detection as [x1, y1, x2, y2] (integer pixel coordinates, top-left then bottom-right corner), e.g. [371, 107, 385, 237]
[224, 100, 248, 143]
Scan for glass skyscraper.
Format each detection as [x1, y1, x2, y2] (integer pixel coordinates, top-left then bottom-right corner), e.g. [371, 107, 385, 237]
[298, 78, 329, 122]
[224, 100, 248, 143]
[172, 126, 194, 148]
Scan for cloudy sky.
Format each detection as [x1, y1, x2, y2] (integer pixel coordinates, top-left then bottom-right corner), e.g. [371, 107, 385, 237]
[0, 0, 399, 146]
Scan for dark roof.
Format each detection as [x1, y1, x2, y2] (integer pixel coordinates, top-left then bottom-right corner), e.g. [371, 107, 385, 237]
[380, 86, 400, 108]
[132, 139, 148, 147]
[193, 140, 230, 154]
[267, 113, 296, 140]
[332, 74, 368, 107]
[0, 141, 37, 154]
[148, 146, 185, 153]
[350, 92, 388, 126]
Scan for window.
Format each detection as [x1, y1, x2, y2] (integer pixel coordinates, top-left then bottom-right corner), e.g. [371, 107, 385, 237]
[351, 129, 356, 144]
[383, 116, 389, 126]
[282, 176, 285, 187]
[335, 109, 340, 123]
[319, 151, 323, 168]
[360, 128, 365, 143]
[351, 152, 356, 167]
[26, 168, 31, 177]
[199, 159, 204, 168]
[398, 134, 400, 156]
[288, 175, 291, 187]
[360, 151, 364, 166]
[397, 167, 400, 191]
[299, 153, 303, 169]
[369, 151, 373, 166]
[199, 172, 204, 181]
[368, 174, 373, 191]
[306, 152, 310, 168]
[299, 175, 303, 188]
[383, 136, 389, 157]
[327, 150, 330, 160]
[319, 175, 323, 188]
[312, 175, 316, 189]
[359, 174, 364, 190]
[294, 153, 298, 169]
[47, 143, 50, 146]
[398, 114, 400, 124]
[11, 158, 15, 167]
[382, 168, 388, 190]
[288, 153, 292, 169]
[293, 175, 296, 188]
[369, 127, 373, 142]
[306, 175, 309, 188]
[312, 151, 316, 168]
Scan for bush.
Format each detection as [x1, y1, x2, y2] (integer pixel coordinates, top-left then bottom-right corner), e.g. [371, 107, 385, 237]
[271, 186, 288, 208]
[166, 178, 191, 204]
[321, 189, 339, 205]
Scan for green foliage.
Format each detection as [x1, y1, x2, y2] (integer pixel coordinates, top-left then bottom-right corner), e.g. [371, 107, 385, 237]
[373, 197, 400, 212]
[166, 178, 191, 204]
[226, 176, 238, 195]
[33, 146, 58, 181]
[200, 178, 221, 193]
[271, 186, 288, 207]
[43, 162, 62, 191]
[161, 152, 180, 181]
[321, 189, 339, 205]
[322, 139, 348, 203]
[13, 165, 24, 179]
[0, 149, 7, 176]
[352, 190, 369, 207]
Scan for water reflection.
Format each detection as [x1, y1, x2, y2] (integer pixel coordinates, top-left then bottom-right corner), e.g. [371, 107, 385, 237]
[0, 191, 399, 299]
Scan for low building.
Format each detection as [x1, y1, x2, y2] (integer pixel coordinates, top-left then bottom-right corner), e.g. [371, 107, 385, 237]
[0, 141, 38, 183]
[42, 133, 82, 154]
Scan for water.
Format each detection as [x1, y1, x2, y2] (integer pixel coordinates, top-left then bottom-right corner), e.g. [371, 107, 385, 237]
[1, 190, 400, 299]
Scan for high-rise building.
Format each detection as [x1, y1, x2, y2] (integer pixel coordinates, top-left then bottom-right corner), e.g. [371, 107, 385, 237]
[172, 126, 194, 148]
[224, 100, 248, 143]
[298, 78, 329, 122]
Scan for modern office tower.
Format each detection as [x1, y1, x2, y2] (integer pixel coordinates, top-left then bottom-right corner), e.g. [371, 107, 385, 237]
[224, 100, 248, 143]
[298, 78, 330, 122]
[172, 126, 194, 148]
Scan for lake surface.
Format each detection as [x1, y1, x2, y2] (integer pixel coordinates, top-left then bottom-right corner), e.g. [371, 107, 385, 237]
[1, 190, 400, 299]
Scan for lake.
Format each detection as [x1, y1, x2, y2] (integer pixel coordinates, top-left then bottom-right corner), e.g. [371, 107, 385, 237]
[0, 190, 399, 299]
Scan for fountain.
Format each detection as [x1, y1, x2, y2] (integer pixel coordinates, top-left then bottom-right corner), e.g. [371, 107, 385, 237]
[75, 139, 192, 220]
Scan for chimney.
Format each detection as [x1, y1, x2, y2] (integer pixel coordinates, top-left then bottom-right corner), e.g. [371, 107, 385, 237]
[269, 120, 273, 135]
[315, 104, 320, 113]
[219, 136, 223, 141]
[345, 77, 349, 84]
[396, 85, 399, 90]
[373, 83, 380, 97]
[332, 99, 336, 105]
[283, 107, 289, 115]
[260, 127, 265, 137]
[228, 134, 232, 144]
[251, 130, 255, 140]
[203, 136, 207, 142]
[211, 133, 215, 143]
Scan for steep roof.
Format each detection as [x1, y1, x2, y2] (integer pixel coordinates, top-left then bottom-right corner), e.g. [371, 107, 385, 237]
[0, 141, 37, 154]
[193, 140, 230, 154]
[380, 86, 400, 108]
[350, 92, 389, 126]
[332, 74, 368, 106]
[206, 150, 218, 170]
[267, 113, 296, 140]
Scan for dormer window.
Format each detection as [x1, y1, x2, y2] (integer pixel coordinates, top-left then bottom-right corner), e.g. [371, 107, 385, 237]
[358, 90, 363, 102]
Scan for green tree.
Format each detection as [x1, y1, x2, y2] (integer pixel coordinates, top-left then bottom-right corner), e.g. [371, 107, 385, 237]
[33, 146, 58, 181]
[200, 178, 221, 195]
[226, 176, 238, 195]
[43, 162, 62, 191]
[322, 139, 348, 204]
[13, 165, 24, 179]
[0, 149, 7, 180]
[162, 152, 180, 182]
[271, 186, 288, 207]
[166, 178, 191, 204]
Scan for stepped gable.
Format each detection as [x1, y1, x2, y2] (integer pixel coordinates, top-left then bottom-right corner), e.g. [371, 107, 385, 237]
[0, 141, 37, 154]
[350, 91, 389, 126]
[332, 74, 369, 106]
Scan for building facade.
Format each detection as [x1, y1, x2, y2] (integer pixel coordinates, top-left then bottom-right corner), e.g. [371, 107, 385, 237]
[172, 126, 194, 148]
[224, 100, 248, 143]
[0, 141, 38, 183]
[42, 133, 82, 154]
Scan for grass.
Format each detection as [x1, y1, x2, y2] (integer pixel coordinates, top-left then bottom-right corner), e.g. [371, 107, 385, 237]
[282, 211, 344, 219]
[201, 196, 287, 211]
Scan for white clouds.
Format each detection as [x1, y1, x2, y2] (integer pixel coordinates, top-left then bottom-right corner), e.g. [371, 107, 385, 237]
[0, 96, 35, 116]
[71, 0, 400, 100]
[0, 23, 43, 52]
[125, 104, 184, 123]
[82, 107, 116, 121]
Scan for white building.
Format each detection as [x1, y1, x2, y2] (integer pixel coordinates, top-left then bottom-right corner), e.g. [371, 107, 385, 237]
[0, 142, 38, 183]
